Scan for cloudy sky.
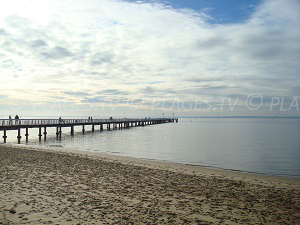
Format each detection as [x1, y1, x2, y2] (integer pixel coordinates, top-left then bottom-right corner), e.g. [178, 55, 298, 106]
[0, 0, 299, 117]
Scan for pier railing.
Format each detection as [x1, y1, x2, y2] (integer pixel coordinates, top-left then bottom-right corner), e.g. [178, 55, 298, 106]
[0, 118, 170, 126]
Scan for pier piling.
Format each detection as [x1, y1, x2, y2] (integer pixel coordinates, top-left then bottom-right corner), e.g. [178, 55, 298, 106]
[56, 127, 59, 139]
[43, 127, 47, 141]
[17, 128, 21, 144]
[3, 129, 7, 143]
[38, 127, 42, 142]
[25, 128, 29, 143]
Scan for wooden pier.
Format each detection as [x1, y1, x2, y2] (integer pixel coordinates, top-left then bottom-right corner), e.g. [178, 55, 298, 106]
[0, 118, 178, 144]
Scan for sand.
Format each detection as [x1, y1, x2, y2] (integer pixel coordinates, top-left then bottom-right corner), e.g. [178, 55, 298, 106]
[0, 144, 299, 224]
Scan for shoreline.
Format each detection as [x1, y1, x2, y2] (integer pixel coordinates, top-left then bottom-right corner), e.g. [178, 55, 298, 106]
[1, 144, 300, 224]
[7, 143, 300, 185]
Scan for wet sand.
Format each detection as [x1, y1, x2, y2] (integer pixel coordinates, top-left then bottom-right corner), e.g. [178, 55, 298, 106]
[0, 144, 299, 224]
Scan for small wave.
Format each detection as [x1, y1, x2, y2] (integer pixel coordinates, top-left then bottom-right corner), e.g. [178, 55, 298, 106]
[48, 145, 64, 148]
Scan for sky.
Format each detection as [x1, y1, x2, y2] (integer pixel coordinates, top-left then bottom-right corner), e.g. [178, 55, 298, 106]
[0, 0, 299, 117]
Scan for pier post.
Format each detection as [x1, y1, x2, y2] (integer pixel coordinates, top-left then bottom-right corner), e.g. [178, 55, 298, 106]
[25, 128, 29, 143]
[107, 124, 110, 130]
[17, 128, 21, 144]
[82, 125, 85, 134]
[59, 127, 62, 138]
[56, 127, 59, 139]
[43, 127, 47, 141]
[38, 127, 42, 142]
[3, 129, 7, 143]
[92, 125, 94, 132]
[100, 124, 103, 131]
[70, 126, 74, 136]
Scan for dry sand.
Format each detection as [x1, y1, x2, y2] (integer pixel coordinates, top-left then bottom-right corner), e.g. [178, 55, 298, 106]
[0, 144, 299, 225]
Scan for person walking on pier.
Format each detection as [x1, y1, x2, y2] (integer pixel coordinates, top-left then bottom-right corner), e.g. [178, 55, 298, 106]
[15, 115, 19, 125]
[9, 115, 12, 125]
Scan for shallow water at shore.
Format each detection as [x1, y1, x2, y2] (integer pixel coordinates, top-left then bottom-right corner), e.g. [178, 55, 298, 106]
[3, 118, 300, 178]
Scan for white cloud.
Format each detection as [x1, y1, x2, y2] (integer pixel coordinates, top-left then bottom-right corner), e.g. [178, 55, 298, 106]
[0, 0, 299, 115]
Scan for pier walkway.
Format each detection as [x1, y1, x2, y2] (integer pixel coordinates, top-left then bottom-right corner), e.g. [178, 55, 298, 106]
[0, 118, 178, 143]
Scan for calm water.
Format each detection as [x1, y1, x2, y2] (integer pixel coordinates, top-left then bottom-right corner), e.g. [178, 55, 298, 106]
[3, 118, 300, 178]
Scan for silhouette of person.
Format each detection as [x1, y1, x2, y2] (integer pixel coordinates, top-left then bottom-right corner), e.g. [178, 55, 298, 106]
[9, 115, 12, 125]
[15, 115, 18, 124]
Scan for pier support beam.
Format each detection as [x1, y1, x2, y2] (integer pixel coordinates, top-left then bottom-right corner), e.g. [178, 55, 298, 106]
[100, 124, 103, 131]
[82, 125, 85, 134]
[92, 125, 94, 132]
[3, 129, 7, 143]
[25, 128, 29, 143]
[43, 127, 47, 141]
[56, 127, 62, 139]
[38, 127, 42, 142]
[56, 127, 59, 139]
[70, 126, 74, 136]
[17, 128, 21, 144]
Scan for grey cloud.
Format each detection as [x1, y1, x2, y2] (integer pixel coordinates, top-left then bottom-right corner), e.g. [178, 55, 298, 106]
[30, 40, 48, 48]
[0, 59, 22, 71]
[90, 53, 113, 66]
[197, 36, 228, 49]
[184, 77, 225, 83]
[41, 46, 72, 59]
[140, 86, 178, 95]
[64, 91, 91, 97]
[0, 28, 8, 36]
[96, 89, 130, 95]
[81, 97, 104, 103]
[195, 85, 229, 90]
[142, 86, 155, 94]
[180, 84, 233, 96]
[81, 96, 133, 104]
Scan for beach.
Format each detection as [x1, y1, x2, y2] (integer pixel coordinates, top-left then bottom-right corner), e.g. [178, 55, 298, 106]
[0, 145, 299, 224]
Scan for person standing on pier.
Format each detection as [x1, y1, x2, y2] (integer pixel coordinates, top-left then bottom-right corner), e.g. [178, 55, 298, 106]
[15, 115, 19, 124]
[9, 115, 12, 125]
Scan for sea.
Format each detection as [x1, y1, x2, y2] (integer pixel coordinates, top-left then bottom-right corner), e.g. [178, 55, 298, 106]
[2, 117, 300, 178]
